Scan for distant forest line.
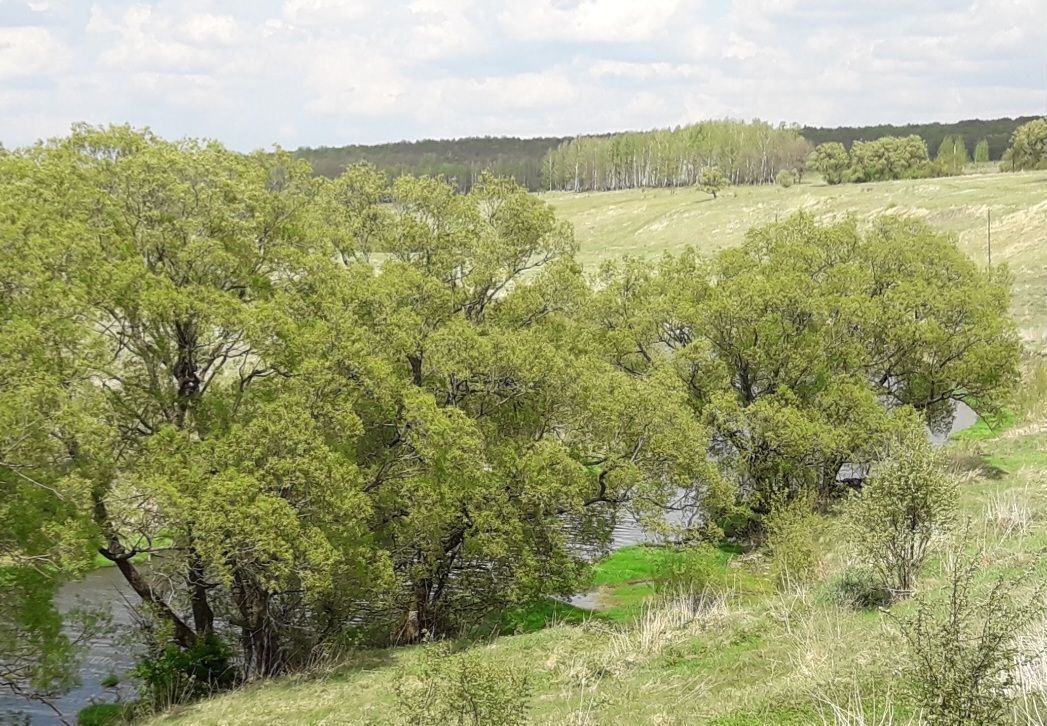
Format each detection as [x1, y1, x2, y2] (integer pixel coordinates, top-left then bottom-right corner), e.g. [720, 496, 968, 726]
[295, 115, 1040, 192]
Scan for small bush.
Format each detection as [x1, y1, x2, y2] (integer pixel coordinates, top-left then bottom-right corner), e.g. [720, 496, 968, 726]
[394, 642, 531, 726]
[893, 544, 1046, 725]
[844, 429, 957, 598]
[134, 635, 238, 711]
[77, 703, 127, 726]
[776, 169, 795, 188]
[655, 543, 723, 593]
[823, 567, 891, 610]
[765, 496, 821, 588]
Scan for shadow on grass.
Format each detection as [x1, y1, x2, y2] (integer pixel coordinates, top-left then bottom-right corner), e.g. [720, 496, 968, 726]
[948, 451, 1007, 480]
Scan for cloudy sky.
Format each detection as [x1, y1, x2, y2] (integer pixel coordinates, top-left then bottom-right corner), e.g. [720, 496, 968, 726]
[1, 0, 1046, 150]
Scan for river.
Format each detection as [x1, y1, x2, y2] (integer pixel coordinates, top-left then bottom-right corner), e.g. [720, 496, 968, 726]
[0, 404, 977, 723]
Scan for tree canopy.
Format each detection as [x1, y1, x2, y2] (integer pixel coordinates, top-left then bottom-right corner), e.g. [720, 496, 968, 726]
[0, 126, 1021, 708]
[1004, 118, 1047, 171]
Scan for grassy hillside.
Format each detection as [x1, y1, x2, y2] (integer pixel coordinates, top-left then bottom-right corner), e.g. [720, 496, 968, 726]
[546, 170, 1047, 339]
[150, 373, 1047, 725]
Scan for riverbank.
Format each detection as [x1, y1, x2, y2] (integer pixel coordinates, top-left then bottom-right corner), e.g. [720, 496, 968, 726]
[147, 390, 1047, 725]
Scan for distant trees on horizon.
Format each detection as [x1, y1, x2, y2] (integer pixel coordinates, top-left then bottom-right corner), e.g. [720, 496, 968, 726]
[539, 120, 811, 192]
[291, 116, 1039, 193]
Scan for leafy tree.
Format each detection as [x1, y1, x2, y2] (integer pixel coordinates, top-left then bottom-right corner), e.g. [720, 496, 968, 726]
[2, 127, 725, 697]
[808, 142, 850, 184]
[585, 214, 1018, 527]
[936, 134, 969, 174]
[544, 120, 809, 191]
[802, 115, 1034, 163]
[1, 125, 380, 679]
[846, 135, 931, 182]
[697, 165, 727, 198]
[775, 169, 795, 188]
[974, 138, 990, 164]
[843, 426, 956, 597]
[308, 169, 719, 636]
[1005, 117, 1047, 171]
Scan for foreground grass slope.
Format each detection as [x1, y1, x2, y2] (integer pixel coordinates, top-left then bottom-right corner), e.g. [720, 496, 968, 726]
[151, 372, 1047, 725]
[546, 170, 1047, 338]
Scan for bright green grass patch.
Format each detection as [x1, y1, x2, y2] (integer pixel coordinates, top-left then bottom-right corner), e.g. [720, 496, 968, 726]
[495, 598, 590, 634]
[952, 409, 1016, 442]
[591, 543, 741, 587]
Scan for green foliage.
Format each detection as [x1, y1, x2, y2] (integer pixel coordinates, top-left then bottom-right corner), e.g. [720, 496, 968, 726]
[776, 168, 795, 188]
[1005, 118, 1047, 171]
[1, 126, 725, 695]
[809, 142, 849, 184]
[893, 546, 1046, 725]
[0, 568, 88, 702]
[393, 642, 531, 726]
[802, 115, 1034, 162]
[134, 635, 238, 711]
[846, 135, 933, 182]
[936, 134, 969, 174]
[764, 496, 821, 587]
[654, 542, 725, 593]
[844, 428, 957, 597]
[77, 703, 128, 726]
[0, 125, 1024, 712]
[974, 138, 991, 164]
[697, 165, 729, 198]
[296, 136, 564, 191]
[588, 213, 1018, 526]
[823, 567, 891, 609]
[544, 120, 809, 191]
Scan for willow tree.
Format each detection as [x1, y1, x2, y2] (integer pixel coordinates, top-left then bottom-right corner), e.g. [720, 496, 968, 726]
[1, 145, 99, 711]
[298, 169, 722, 637]
[1006, 118, 1047, 170]
[808, 142, 849, 184]
[586, 214, 1018, 525]
[1, 126, 382, 678]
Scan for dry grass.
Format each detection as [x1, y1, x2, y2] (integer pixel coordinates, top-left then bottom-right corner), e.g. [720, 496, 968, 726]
[546, 170, 1047, 337]
[987, 486, 1037, 537]
[816, 688, 921, 726]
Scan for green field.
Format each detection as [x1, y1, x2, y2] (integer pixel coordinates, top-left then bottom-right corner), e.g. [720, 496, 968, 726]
[546, 170, 1047, 339]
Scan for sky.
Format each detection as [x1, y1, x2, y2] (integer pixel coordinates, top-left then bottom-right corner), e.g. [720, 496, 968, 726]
[1, 0, 1046, 150]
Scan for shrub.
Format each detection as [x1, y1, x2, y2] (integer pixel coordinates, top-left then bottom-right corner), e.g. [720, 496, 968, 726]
[394, 642, 531, 726]
[843, 429, 957, 598]
[655, 543, 723, 593]
[823, 567, 892, 610]
[77, 703, 127, 726]
[134, 635, 238, 711]
[765, 496, 821, 588]
[776, 169, 795, 188]
[892, 545, 1046, 725]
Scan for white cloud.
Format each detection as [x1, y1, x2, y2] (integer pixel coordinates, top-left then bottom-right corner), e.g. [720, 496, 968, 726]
[499, 0, 683, 43]
[0, 26, 70, 81]
[180, 14, 240, 46]
[282, 0, 373, 25]
[3, 0, 1047, 149]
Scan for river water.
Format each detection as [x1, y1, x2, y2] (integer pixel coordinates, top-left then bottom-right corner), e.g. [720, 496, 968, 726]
[0, 567, 137, 725]
[0, 404, 977, 723]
